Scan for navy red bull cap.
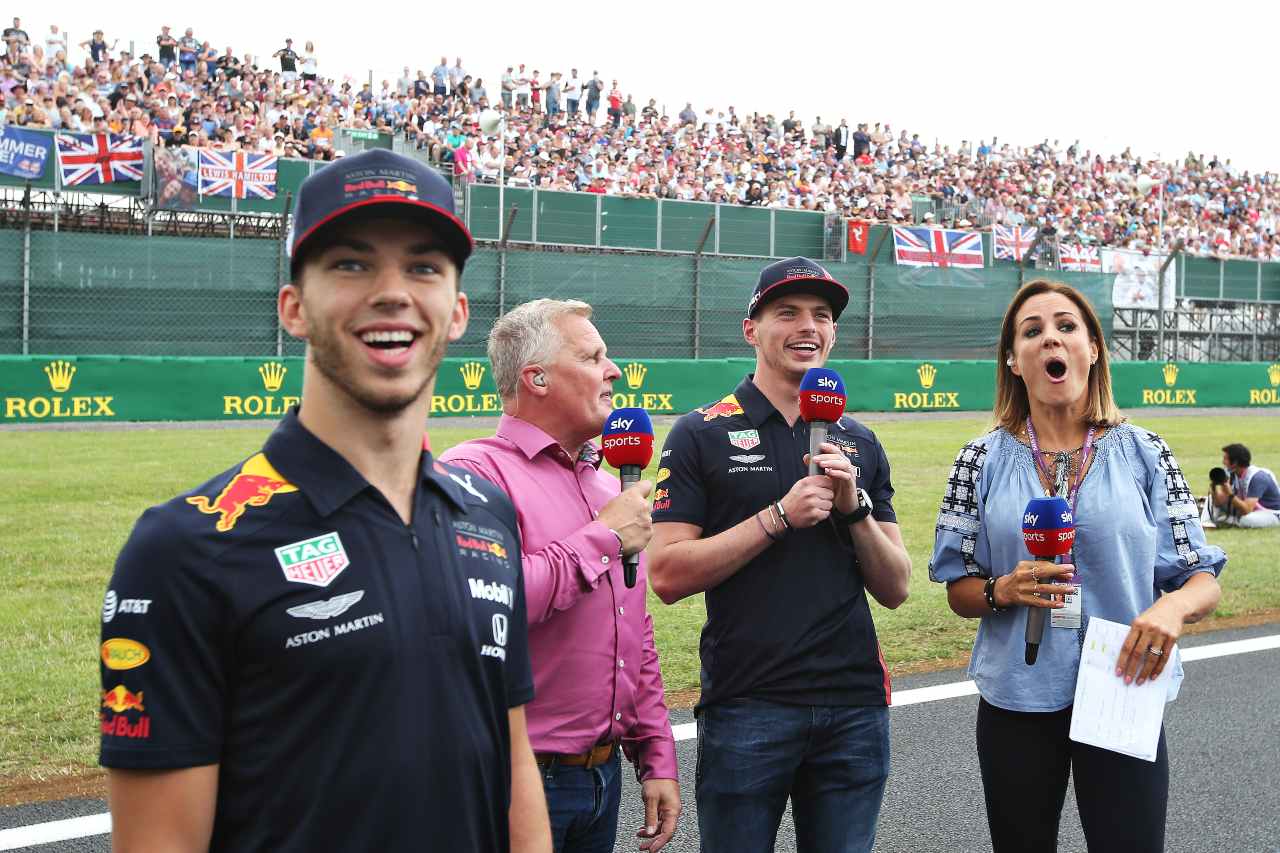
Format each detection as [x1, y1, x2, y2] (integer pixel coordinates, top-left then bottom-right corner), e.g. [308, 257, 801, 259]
[288, 149, 474, 277]
[747, 256, 849, 320]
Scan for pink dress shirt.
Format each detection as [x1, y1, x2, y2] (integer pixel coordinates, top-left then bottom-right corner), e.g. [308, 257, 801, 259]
[440, 415, 678, 781]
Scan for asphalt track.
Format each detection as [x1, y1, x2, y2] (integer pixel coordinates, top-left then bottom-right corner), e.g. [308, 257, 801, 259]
[2, 622, 1276, 852]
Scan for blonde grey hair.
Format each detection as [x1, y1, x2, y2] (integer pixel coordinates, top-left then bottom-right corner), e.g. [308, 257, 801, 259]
[488, 298, 593, 400]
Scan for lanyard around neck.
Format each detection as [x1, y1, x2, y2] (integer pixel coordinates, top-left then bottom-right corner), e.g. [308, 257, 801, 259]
[1026, 417, 1096, 519]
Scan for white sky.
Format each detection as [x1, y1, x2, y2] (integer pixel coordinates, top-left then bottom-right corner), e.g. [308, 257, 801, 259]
[31, 0, 1280, 173]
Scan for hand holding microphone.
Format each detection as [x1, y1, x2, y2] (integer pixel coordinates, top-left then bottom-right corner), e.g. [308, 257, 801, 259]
[600, 407, 655, 588]
[1019, 496, 1077, 665]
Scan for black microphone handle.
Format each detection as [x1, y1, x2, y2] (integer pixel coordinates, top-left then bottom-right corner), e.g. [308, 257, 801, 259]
[1025, 605, 1045, 665]
[808, 420, 830, 476]
[619, 464, 642, 588]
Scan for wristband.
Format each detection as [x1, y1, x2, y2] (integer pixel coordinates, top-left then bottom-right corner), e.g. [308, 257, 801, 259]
[984, 576, 1006, 613]
[773, 500, 791, 530]
[756, 511, 780, 542]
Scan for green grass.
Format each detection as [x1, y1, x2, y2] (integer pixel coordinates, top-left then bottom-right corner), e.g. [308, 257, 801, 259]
[1, 414, 1277, 782]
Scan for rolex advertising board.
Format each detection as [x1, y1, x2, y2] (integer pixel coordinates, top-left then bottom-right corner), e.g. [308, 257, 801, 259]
[1, 356, 1275, 423]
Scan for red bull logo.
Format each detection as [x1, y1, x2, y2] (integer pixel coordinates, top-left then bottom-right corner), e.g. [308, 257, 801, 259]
[698, 394, 745, 421]
[101, 712, 151, 739]
[187, 453, 298, 532]
[457, 534, 508, 560]
[102, 684, 145, 713]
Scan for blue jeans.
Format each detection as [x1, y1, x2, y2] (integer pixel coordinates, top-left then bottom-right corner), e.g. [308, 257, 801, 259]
[696, 698, 890, 853]
[540, 749, 622, 853]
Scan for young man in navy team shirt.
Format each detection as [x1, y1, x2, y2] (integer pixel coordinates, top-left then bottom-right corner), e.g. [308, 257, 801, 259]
[99, 150, 552, 852]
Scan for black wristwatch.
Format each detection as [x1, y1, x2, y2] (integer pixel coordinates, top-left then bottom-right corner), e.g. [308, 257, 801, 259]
[833, 488, 873, 526]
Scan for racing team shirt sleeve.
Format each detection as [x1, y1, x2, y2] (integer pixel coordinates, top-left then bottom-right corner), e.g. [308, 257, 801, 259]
[862, 430, 899, 524]
[650, 414, 707, 527]
[100, 504, 231, 769]
[501, 518, 536, 709]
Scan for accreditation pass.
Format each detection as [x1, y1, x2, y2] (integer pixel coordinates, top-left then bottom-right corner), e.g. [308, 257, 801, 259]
[1052, 576, 1082, 629]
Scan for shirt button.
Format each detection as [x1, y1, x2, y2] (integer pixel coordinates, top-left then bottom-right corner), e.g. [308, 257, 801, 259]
[602, 555, 610, 564]
[615, 712, 622, 721]
[618, 658, 625, 668]
[618, 606, 625, 615]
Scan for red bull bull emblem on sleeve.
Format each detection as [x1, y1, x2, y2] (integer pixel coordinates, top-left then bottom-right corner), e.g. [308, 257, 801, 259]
[698, 394, 745, 421]
[186, 453, 298, 532]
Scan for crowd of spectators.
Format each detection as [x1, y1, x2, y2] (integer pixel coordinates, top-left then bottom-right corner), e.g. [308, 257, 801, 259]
[2, 16, 1278, 260]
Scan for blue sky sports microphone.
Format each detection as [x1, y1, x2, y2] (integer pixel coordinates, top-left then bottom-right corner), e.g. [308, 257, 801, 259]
[1021, 496, 1075, 665]
[600, 407, 654, 588]
[799, 367, 847, 475]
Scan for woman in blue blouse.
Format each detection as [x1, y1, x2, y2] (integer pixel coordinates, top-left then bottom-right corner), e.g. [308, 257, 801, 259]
[930, 280, 1225, 852]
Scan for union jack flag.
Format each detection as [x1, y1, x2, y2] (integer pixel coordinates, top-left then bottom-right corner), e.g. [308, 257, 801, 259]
[56, 133, 145, 186]
[892, 226, 985, 269]
[1059, 242, 1101, 272]
[993, 225, 1038, 261]
[197, 149, 278, 199]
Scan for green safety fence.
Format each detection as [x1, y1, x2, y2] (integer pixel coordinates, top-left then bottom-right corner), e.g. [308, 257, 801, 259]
[465, 184, 827, 258]
[0, 226, 1118, 361]
[4, 356, 1278, 424]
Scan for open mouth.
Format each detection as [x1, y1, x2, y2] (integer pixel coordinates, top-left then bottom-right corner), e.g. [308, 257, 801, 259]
[1045, 357, 1068, 382]
[787, 341, 820, 356]
[357, 328, 420, 366]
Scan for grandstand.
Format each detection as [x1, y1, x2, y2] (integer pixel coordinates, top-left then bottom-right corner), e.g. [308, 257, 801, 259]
[2, 16, 1278, 260]
[1, 16, 1278, 369]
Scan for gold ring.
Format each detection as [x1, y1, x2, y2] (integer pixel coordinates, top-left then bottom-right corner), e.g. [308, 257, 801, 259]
[1147, 646, 1164, 657]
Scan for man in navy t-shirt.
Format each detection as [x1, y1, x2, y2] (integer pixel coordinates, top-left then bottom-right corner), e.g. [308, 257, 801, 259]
[648, 257, 912, 853]
[99, 151, 552, 852]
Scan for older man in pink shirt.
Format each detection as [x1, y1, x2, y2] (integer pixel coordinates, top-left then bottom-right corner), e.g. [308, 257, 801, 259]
[440, 298, 680, 853]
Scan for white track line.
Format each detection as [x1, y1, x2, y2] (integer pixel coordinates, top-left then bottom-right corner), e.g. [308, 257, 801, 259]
[3, 632, 1277, 850]
[0, 813, 111, 850]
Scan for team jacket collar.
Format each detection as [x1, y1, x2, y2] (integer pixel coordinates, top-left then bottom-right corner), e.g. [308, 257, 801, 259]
[264, 407, 468, 517]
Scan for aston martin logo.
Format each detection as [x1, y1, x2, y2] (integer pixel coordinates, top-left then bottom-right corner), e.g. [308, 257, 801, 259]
[286, 590, 365, 620]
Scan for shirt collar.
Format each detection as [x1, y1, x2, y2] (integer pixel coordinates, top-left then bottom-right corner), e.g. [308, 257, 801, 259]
[496, 413, 602, 469]
[734, 374, 783, 428]
[263, 407, 468, 517]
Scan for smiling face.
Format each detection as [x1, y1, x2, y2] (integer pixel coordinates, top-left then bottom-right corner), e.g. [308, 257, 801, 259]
[745, 292, 836, 384]
[279, 216, 468, 415]
[1008, 291, 1098, 411]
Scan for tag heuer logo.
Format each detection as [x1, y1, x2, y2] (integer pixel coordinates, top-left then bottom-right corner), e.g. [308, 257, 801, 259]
[727, 429, 761, 450]
[275, 532, 350, 587]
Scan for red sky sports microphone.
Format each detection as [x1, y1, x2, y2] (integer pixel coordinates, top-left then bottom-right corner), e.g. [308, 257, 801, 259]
[600, 407, 654, 588]
[1021, 496, 1075, 665]
[799, 367, 847, 476]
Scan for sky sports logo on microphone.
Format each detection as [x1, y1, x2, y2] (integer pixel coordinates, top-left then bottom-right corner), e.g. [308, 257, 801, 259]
[1021, 497, 1075, 557]
[799, 368, 847, 423]
[600, 407, 655, 469]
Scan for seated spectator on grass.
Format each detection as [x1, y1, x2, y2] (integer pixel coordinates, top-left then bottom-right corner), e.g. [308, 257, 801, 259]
[1211, 444, 1280, 528]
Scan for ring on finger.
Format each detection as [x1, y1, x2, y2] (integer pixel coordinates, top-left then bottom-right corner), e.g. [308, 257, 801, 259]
[1147, 646, 1164, 657]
